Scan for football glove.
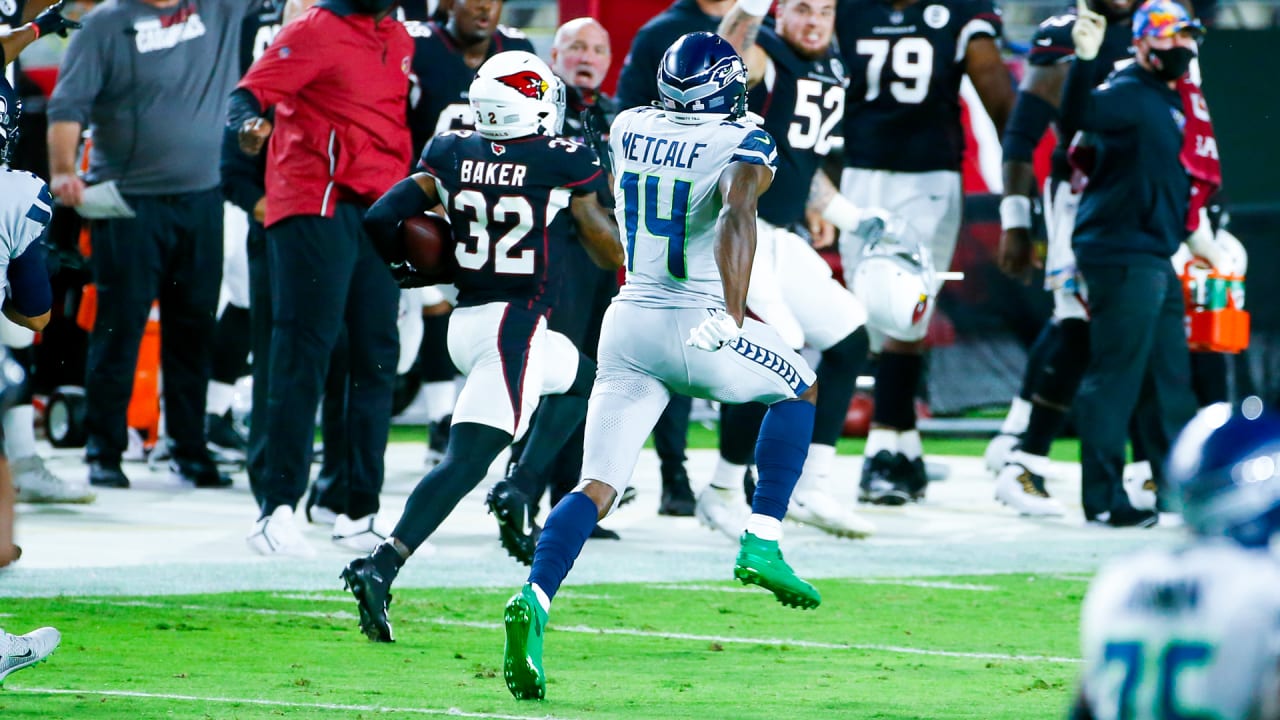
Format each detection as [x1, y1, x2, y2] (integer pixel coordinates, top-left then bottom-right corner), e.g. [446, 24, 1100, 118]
[33, 2, 81, 38]
[388, 261, 433, 289]
[687, 309, 742, 352]
[1072, 0, 1106, 61]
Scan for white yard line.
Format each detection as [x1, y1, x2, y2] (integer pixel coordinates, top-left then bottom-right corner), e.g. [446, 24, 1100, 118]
[5, 687, 577, 720]
[73, 599, 1080, 665]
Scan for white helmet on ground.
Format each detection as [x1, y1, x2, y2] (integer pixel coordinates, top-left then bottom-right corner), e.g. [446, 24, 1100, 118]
[849, 219, 938, 342]
[469, 51, 566, 141]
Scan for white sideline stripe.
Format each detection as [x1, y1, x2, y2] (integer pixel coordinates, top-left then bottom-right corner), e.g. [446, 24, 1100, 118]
[7, 688, 577, 720]
[74, 599, 1080, 665]
[652, 579, 1000, 593]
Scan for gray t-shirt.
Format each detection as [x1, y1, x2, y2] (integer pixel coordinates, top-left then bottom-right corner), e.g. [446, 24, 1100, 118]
[47, 0, 247, 194]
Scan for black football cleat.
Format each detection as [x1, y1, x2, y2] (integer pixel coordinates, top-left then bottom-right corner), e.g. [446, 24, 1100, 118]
[858, 450, 912, 506]
[341, 557, 394, 642]
[487, 480, 540, 566]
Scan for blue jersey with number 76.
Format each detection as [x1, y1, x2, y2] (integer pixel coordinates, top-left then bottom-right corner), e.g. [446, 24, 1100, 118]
[608, 106, 777, 311]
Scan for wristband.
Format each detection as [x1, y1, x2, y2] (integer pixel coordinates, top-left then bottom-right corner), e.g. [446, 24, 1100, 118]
[739, 0, 773, 16]
[27, 21, 40, 39]
[820, 194, 863, 233]
[999, 195, 1032, 230]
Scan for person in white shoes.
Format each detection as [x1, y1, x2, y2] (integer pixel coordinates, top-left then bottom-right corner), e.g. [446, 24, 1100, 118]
[700, 0, 878, 541]
[0, 626, 60, 683]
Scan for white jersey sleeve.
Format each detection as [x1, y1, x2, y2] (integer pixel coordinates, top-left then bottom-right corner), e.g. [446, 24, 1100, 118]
[608, 107, 777, 310]
[1079, 541, 1280, 720]
[0, 169, 53, 298]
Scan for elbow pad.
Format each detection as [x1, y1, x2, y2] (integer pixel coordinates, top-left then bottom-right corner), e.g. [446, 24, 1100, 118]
[363, 177, 433, 265]
[1003, 92, 1056, 164]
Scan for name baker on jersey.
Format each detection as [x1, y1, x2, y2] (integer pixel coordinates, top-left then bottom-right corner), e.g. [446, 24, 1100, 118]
[619, 133, 708, 169]
[459, 159, 527, 187]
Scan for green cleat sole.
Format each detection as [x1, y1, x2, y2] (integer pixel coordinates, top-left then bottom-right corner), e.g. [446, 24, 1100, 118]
[734, 564, 821, 610]
[503, 597, 546, 700]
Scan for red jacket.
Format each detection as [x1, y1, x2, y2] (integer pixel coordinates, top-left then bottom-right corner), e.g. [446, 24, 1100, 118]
[238, 2, 413, 227]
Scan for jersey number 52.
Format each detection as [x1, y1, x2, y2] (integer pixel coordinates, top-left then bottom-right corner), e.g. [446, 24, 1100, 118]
[790, 78, 843, 155]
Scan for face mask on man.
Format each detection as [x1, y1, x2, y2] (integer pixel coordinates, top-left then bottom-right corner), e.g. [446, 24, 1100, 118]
[1147, 45, 1196, 81]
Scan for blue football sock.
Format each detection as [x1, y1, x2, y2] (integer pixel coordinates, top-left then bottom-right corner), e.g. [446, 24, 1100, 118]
[527, 491, 598, 601]
[751, 398, 816, 520]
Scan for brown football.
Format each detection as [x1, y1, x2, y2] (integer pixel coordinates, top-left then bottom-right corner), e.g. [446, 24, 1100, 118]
[399, 212, 457, 284]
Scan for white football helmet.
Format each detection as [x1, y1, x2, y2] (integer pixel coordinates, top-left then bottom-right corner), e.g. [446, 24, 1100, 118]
[469, 51, 565, 141]
[848, 220, 938, 342]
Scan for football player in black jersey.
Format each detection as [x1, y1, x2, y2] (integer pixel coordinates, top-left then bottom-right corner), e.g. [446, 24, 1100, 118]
[402, 0, 534, 465]
[834, 0, 1014, 505]
[343, 52, 623, 642]
[702, 0, 880, 539]
[983, 0, 1135, 517]
[986, 0, 1242, 519]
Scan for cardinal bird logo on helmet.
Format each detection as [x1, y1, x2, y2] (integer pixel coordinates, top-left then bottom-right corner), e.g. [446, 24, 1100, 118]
[912, 294, 930, 325]
[496, 71, 549, 100]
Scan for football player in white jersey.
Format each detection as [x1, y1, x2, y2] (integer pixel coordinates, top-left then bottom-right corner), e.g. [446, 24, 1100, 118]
[1074, 400, 1280, 720]
[0, 70, 63, 677]
[501, 32, 823, 702]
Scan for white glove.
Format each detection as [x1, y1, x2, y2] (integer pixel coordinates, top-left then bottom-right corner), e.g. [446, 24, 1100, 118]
[687, 310, 742, 352]
[1072, 0, 1106, 61]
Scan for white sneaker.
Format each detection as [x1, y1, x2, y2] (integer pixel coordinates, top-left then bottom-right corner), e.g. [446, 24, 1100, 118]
[1123, 460, 1157, 512]
[696, 484, 748, 540]
[13, 456, 95, 504]
[984, 433, 1020, 476]
[788, 488, 876, 538]
[0, 627, 60, 683]
[332, 513, 393, 553]
[995, 461, 1065, 517]
[247, 506, 317, 557]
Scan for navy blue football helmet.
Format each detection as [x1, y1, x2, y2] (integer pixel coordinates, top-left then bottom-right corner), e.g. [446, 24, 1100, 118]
[0, 77, 21, 166]
[1167, 401, 1280, 548]
[656, 32, 747, 125]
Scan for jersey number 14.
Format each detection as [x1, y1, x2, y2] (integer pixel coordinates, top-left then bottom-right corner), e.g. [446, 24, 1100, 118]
[620, 172, 690, 281]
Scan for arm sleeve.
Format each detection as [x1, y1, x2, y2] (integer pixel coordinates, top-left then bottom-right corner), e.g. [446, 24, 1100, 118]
[220, 124, 265, 213]
[1060, 61, 1136, 133]
[1003, 90, 1056, 163]
[6, 240, 51, 318]
[236, 15, 328, 111]
[46, 12, 108, 125]
[615, 34, 659, 111]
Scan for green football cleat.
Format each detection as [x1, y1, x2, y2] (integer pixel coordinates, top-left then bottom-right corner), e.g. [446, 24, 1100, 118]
[503, 583, 548, 700]
[734, 532, 822, 609]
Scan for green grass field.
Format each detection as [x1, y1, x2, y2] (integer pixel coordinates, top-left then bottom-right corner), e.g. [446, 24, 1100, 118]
[0, 574, 1085, 719]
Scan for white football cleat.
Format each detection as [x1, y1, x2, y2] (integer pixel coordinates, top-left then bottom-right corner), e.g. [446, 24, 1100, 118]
[247, 505, 317, 557]
[332, 513, 394, 553]
[0, 626, 60, 683]
[995, 460, 1065, 517]
[13, 456, 95, 504]
[1122, 460, 1157, 512]
[984, 433, 1020, 476]
[788, 488, 875, 538]
[696, 484, 748, 540]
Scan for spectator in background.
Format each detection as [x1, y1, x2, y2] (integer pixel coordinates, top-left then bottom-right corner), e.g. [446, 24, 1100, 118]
[1063, 0, 1205, 526]
[230, 0, 412, 556]
[615, 0, 732, 110]
[47, 0, 244, 490]
[611, 0, 733, 515]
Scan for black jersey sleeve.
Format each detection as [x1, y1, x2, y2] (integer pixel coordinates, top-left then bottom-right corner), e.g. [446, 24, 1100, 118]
[957, 0, 1004, 54]
[1028, 13, 1077, 67]
[550, 139, 608, 198]
[416, 131, 463, 190]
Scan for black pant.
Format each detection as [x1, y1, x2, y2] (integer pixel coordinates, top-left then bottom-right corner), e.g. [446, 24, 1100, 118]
[259, 203, 399, 518]
[246, 222, 270, 502]
[85, 189, 223, 463]
[1076, 262, 1197, 520]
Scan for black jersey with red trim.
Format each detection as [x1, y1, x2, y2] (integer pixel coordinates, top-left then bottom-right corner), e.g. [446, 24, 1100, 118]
[404, 20, 534, 158]
[837, 0, 1002, 173]
[748, 25, 848, 228]
[239, 0, 286, 76]
[1028, 11, 1134, 182]
[417, 130, 608, 310]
